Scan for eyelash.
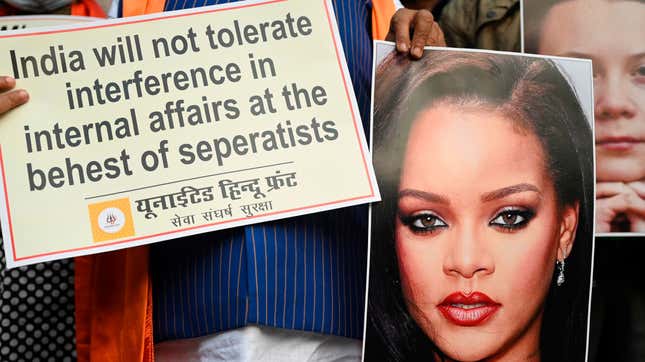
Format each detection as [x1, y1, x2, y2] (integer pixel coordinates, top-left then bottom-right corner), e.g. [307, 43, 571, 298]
[488, 207, 535, 231]
[399, 211, 448, 235]
[399, 207, 536, 234]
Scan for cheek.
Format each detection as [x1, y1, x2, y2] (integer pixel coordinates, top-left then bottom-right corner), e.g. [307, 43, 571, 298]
[636, 89, 645, 122]
[595, 79, 645, 119]
[395, 227, 442, 305]
[501, 218, 559, 297]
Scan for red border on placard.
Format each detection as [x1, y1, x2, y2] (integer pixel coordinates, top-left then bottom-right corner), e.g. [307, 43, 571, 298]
[0, 147, 17, 261]
[322, 0, 374, 198]
[1, 0, 376, 262]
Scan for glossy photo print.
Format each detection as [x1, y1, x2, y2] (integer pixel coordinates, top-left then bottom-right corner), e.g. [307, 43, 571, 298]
[363, 44, 595, 362]
[524, 0, 645, 235]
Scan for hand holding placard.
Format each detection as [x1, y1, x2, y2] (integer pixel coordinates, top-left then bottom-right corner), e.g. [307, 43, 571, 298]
[0, 76, 28, 114]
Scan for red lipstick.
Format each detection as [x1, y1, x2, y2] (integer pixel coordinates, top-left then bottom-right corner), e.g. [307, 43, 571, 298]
[438, 292, 500, 327]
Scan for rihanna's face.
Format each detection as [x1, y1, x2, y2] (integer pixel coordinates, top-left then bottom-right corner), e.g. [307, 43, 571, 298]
[395, 103, 578, 361]
[539, 0, 645, 182]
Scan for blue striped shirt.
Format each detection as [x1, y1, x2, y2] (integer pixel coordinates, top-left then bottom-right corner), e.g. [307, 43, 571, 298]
[145, 0, 373, 341]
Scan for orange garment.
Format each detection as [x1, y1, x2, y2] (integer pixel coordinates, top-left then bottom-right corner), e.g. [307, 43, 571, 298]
[122, 0, 165, 17]
[71, 0, 107, 17]
[73, 0, 165, 355]
[371, 0, 397, 40]
[75, 247, 153, 362]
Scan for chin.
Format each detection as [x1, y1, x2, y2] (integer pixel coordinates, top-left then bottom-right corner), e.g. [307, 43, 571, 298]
[438, 342, 498, 362]
[596, 158, 645, 182]
[430, 330, 504, 362]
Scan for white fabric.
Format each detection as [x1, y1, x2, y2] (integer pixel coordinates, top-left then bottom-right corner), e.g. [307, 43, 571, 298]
[155, 325, 362, 362]
[106, 0, 117, 18]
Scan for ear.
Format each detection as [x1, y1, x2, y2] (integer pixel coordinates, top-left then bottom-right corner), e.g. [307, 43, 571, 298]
[557, 202, 579, 261]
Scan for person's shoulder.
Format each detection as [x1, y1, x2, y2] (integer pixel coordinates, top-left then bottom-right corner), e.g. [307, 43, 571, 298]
[439, 0, 520, 50]
[477, 0, 520, 24]
[439, 0, 479, 34]
[442, 0, 519, 25]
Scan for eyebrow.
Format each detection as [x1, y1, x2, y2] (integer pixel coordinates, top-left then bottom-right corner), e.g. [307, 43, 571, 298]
[398, 189, 450, 205]
[481, 183, 541, 202]
[561, 51, 595, 61]
[562, 51, 645, 62]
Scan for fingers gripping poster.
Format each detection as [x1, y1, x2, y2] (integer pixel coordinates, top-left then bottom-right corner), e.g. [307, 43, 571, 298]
[0, 0, 379, 267]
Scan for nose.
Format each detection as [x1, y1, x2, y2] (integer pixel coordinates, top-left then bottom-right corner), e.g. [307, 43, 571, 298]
[443, 227, 494, 279]
[595, 73, 637, 121]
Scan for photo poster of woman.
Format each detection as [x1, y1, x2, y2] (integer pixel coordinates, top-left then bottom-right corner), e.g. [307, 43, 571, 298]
[523, 1, 645, 361]
[363, 42, 595, 362]
[524, 0, 645, 236]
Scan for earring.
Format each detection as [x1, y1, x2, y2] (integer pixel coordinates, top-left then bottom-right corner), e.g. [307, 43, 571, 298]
[556, 259, 566, 286]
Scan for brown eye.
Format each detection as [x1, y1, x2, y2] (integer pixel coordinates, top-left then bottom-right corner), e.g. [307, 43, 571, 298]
[501, 212, 518, 225]
[419, 215, 440, 228]
[400, 212, 448, 233]
[412, 214, 447, 230]
[637, 65, 645, 76]
[490, 208, 535, 230]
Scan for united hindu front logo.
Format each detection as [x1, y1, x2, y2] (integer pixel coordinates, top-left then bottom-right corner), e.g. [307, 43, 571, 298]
[98, 207, 126, 234]
[88, 198, 135, 242]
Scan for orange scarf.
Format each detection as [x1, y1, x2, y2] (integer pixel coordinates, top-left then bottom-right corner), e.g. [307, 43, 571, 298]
[371, 0, 397, 40]
[71, 0, 107, 17]
[75, 247, 154, 362]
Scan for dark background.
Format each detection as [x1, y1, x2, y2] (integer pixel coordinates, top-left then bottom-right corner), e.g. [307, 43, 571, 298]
[589, 237, 645, 362]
